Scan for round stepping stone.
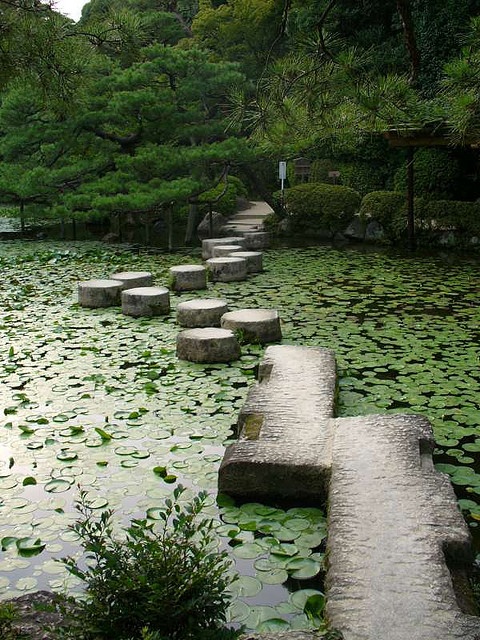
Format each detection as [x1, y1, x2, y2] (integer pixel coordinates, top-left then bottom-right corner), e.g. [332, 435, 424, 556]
[78, 279, 122, 308]
[176, 328, 241, 363]
[121, 286, 170, 317]
[244, 231, 270, 250]
[212, 244, 243, 257]
[221, 309, 282, 344]
[110, 271, 153, 290]
[176, 298, 228, 328]
[230, 251, 263, 273]
[202, 237, 246, 259]
[206, 257, 247, 282]
[169, 265, 207, 291]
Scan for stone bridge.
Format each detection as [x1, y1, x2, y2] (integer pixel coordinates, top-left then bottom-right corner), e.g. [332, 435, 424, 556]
[219, 345, 480, 640]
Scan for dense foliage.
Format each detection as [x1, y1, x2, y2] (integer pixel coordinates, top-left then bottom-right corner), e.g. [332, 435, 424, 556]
[0, 1, 479, 236]
[61, 487, 234, 639]
[284, 183, 361, 235]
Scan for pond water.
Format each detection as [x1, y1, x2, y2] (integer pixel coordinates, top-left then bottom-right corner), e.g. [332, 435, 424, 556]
[0, 240, 478, 632]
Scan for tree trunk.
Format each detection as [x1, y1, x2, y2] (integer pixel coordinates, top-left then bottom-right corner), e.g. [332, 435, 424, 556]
[184, 203, 198, 245]
[406, 147, 416, 250]
[396, 0, 420, 84]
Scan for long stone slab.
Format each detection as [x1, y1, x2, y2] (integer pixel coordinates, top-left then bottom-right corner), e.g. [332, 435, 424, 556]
[218, 345, 336, 501]
[326, 413, 480, 640]
[218, 345, 480, 639]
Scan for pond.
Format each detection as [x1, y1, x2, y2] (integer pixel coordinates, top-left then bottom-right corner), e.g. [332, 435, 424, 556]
[0, 240, 478, 632]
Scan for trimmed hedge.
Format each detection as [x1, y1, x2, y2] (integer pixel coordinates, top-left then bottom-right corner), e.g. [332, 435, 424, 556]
[393, 148, 460, 200]
[360, 191, 480, 242]
[284, 183, 361, 235]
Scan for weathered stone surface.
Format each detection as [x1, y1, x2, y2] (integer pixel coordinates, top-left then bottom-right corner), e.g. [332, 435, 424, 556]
[176, 298, 228, 328]
[206, 257, 247, 282]
[219, 345, 336, 500]
[169, 264, 207, 291]
[221, 309, 282, 344]
[77, 279, 122, 308]
[231, 251, 263, 273]
[212, 244, 244, 257]
[202, 236, 246, 259]
[110, 271, 153, 290]
[364, 220, 384, 242]
[343, 215, 366, 240]
[326, 413, 480, 640]
[121, 286, 170, 317]
[176, 327, 240, 363]
[244, 231, 270, 250]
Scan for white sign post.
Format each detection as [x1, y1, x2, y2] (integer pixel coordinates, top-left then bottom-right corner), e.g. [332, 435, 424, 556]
[279, 161, 287, 208]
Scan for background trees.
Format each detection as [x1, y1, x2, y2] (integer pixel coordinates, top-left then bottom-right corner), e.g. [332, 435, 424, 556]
[0, 0, 478, 242]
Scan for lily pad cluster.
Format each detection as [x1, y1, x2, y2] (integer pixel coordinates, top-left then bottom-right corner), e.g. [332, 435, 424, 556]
[0, 240, 478, 631]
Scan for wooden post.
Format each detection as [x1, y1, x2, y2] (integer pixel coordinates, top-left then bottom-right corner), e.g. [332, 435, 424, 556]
[406, 147, 416, 250]
[208, 202, 213, 238]
[20, 200, 25, 233]
[71, 218, 77, 241]
[167, 204, 173, 251]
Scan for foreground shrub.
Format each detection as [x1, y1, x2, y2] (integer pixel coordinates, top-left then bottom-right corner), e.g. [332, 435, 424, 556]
[60, 487, 234, 640]
[284, 183, 361, 235]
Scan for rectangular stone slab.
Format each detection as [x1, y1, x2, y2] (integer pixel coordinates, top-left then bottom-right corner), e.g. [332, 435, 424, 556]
[218, 345, 336, 501]
[326, 413, 480, 640]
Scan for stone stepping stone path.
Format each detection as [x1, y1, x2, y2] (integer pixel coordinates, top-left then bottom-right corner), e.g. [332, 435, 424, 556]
[219, 345, 480, 640]
[176, 298, 228, 328]
[176, 327, 241, 363]
[202, 236, 246, 259]
[206, 256, 247, 282]
[121, 286, 170, 317]
[212, 244, 244, 257]
[230, 250, 263, 273]
[110, 270, 153, 290]
[77, 278, 122, 308]
[221, 309, 281, 344]
[169, 264, 207, 291]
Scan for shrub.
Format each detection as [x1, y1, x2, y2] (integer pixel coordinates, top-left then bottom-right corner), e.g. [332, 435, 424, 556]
[199, 176, 248, 217]
[284, 183, 361, 235]
[422, 200, 480, 236]
[393, 148, 460, 200]
[360, 191, 480, 242]
[60, 487, 235, 640]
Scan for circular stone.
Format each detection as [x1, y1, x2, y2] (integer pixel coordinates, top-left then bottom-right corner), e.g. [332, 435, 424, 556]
[202, 237, 246, 259]
[78, 279, 122, 308]
[169, 265, 207, 291]
[244, 231, 270, 250]
[176, 299, 228, 328]
[121, 286, 170, 317]
[230, 251, 263, 273]
[206, 257, 247, 282]
[221, 309, 282, 344]
[110, 271, 153, 290]
[176, 328, 241, 363]
[212, 245, 243, 258]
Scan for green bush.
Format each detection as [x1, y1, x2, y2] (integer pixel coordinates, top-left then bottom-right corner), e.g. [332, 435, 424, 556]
[199, 176, 248, 217]
[60, 487, 235, 640]
[284, 183, 361, 235]
[360, 191, 480, 242]
[422, 200, 480, 235]
[393, 148, 460, 200]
